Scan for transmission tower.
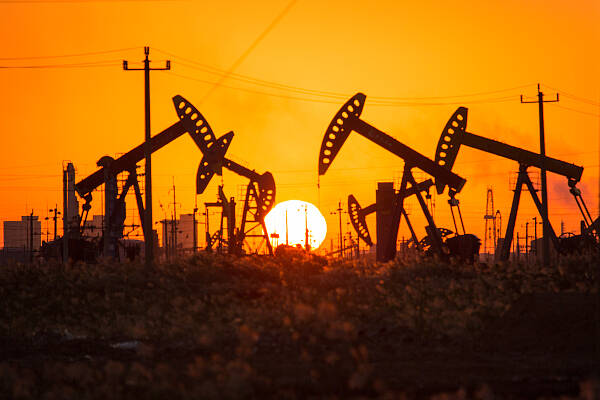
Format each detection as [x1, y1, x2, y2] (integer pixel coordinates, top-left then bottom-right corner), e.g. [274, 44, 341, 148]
[483, 187, 496, 254]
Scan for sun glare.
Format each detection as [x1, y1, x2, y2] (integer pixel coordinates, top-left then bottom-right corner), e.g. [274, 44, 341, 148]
[264, 200, 327, 250]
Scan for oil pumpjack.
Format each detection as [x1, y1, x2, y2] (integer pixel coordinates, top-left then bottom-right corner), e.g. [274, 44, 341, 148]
[434, 107, 599, 260]
[318, 93, 477, 262]
[347, 179, 434, 249]
[173, 96, 276, 255]
[69, 95, 274, 260]
[73, 102, 191, 260]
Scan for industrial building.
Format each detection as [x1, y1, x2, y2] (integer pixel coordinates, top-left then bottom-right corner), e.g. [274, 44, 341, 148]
[3, 215, 42, 251]
[160, 213, 198, 258]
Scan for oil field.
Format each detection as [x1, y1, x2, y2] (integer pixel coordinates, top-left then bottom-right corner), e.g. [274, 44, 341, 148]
[1, 0, 600, 398]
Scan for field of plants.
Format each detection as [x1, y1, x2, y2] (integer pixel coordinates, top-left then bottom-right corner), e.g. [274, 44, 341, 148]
[1, 249, 599, 399]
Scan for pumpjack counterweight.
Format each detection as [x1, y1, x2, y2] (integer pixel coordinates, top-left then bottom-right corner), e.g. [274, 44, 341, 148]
[348, 195, 375, 246]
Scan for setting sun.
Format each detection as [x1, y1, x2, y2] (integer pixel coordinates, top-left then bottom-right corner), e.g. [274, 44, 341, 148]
[264, 200, 327, 250]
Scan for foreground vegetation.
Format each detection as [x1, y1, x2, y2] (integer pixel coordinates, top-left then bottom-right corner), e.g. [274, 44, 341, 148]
[0, 250, 598, 399]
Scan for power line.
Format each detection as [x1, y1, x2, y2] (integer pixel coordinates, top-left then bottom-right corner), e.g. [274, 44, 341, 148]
[0, 47, 138, 61]
[0, 60, 122, 69]
[550, 103, 600, 117]
[175, 56, 524, 101]
[0, 0, 181, 3]
[542, 84, 600, 106]
[155, 48, 535, 102]
[170, 72, 339, 104]
[169, 71, 517, 107]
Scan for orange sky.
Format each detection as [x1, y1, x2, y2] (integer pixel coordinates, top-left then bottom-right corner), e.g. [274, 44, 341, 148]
[1, 0, 599, 251]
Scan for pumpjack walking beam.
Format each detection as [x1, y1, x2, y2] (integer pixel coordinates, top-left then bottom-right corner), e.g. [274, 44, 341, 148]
[318, 93, 467, 262]
[434, 107, 591, 261]
[75, 122, 187, 200]
[75, 120, 188, 260]
[318, 93, 466, 193]
[173, 96, 276, 255]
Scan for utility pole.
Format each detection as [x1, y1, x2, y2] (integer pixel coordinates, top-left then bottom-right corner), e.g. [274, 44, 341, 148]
[525, 221, 529, 263]
[515, 232, 521, 262]
[28, 210, 34, 263]
[171, 178, 178, 257]
[193, 196, 198, 253]
[45, 206, 60, 243]
[62, 167, 68, 263]
[521, 84, 558, 266]
[285, 209, 289, 245]
[44, 213, 49, 243]
[50, 205, 60, 241]
[533, 216, 538, 247]
[123, 46, 171, 268]
[304, 204, 310, 251]
[205, 208, 210, 249]
[331, 201, 343, 257]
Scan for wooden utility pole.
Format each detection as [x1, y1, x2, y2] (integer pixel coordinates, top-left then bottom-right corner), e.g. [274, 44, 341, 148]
[193, 196, 198, 253]
[62, 167, 68, 262]
[123, 47, 170, 268]
[170, 178, 178, 257]
[304, 204, 309, 251]
[29, 210, 34, 263]
[330, 201, 344, 257]
[285, 209, 289, 245]
[50, 205, 60, 241]
[521, 84, 559, 265]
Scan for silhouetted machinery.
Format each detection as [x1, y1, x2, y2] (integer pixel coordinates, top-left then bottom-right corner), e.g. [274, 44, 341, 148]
[347, 179, 434, 248]
[73, 95, 275, 259]
[318, 93, 479, 262]
[74, 96, 194, 259]
[173, 96, 275, 255]
[203, 185, 236, 253]
[435, 107, 599, 260]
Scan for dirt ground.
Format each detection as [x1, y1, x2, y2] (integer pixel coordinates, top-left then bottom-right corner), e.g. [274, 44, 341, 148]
[1, 256, 599, 399]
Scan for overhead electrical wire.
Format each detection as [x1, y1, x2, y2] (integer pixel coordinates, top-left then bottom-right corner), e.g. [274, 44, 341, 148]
[0, 46, 556, 108]
[156, 48, 534, 103]
[550, 103, 600, 118]
[541, 84, 600, 107]
[0, 47, 138, 61]
[170, 72, 345, 105]
[0, 60, 122, 69]
[0, 0, 179, 3]
[0, 46, 596, 114]
[170, 71, 518, 107]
